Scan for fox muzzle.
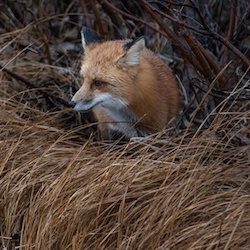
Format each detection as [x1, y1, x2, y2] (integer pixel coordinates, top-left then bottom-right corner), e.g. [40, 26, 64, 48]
[68, 100, 76, 108]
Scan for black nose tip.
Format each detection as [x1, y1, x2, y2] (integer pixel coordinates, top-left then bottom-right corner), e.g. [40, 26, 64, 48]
[68, 100, 76, 108]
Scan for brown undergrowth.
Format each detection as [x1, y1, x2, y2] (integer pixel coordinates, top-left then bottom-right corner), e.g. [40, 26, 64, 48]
[1, 76, 249, 249]
[0, 1, 250, 249]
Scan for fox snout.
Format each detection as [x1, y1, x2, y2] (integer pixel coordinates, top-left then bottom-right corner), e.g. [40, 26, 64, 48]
[68, 100, 76, 108]
[68, 98, 94, 112]
[69, 93, 106, 113]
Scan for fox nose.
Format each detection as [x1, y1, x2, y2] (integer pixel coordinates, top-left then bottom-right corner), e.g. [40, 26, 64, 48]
[68, 100, 76, 108]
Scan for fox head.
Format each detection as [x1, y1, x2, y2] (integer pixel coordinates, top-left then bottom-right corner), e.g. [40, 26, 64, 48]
[69, 27, 146, 113]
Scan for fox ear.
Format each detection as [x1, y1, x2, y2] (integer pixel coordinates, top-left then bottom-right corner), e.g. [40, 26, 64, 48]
[81, 26, 102, 49]
[116, 37, 145, 69]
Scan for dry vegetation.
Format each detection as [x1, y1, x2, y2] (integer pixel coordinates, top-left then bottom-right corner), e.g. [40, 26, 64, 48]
[0, 0, 250, 249]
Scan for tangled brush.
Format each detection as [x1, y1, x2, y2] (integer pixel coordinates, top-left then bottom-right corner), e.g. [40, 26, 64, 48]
[0, 0, 250, 249]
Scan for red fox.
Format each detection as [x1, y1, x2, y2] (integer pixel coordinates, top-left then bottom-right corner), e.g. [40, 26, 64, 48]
[69, 27, 179, 141]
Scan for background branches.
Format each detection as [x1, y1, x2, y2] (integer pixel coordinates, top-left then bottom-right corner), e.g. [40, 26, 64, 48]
[0, 1, 250, 250]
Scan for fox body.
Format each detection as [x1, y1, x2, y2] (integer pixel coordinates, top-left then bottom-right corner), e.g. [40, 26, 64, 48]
[69, 27, 179, 140]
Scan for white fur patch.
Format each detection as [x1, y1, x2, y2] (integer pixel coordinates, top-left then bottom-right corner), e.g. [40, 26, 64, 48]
[80, 65, 86, 76]
[99, 95, 142, 138]
[95, 94, 142, 137]
[73, 92, 146, 138]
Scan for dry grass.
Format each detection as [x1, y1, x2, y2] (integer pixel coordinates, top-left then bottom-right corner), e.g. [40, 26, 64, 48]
[1, 1, 250, 249]
[1, 82, 249, 249]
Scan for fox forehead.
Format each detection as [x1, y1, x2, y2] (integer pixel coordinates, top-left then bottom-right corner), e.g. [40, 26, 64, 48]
[86, 40, 128, 60]
[80, 40, 128, 74]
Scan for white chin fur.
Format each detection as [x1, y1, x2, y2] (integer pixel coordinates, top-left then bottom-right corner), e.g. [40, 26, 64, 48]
[74, 93, 145, 138]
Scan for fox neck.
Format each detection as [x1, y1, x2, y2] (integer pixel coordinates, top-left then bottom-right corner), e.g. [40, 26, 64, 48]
[103, 101, 135, 122]
[98, 95, 149, 138]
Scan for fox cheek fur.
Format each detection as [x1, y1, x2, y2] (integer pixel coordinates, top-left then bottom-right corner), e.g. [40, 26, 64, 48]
[69, 26, 180, 141]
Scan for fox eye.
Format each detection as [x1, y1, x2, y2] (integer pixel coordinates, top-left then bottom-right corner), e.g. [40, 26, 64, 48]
[92, 80, 105, 87]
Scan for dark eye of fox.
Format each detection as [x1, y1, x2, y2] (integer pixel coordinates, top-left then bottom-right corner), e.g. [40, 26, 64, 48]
[92, 80, 104, 88]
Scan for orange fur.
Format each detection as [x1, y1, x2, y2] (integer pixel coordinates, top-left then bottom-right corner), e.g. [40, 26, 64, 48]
[70, 28, 179, 140]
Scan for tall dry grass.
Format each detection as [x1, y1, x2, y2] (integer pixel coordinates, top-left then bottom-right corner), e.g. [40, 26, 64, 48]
[1, 79, 249, 249]
[1, 1, 250, 249]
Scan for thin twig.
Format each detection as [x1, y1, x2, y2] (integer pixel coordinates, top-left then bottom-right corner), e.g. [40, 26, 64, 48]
[97, 0, 123, 38]
[26, 8, 52, 65]
[149, 2, 226, 85]
[89, 0, 104, 35]
[221, 0, 237, 67]
[0, 64, 71, 107]
[190, 0, 250, 68]
[79, 0, 91, 27]
[140, 0, 204, 72]
[98, 0, 165, 36]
